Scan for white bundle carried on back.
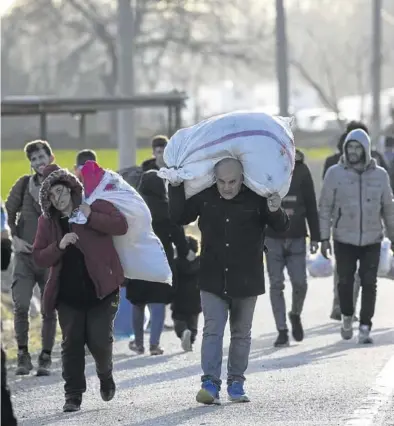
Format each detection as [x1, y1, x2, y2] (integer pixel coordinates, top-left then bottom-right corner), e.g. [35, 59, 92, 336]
[70, 170, 172, 284]
[158, 110, 295, 199]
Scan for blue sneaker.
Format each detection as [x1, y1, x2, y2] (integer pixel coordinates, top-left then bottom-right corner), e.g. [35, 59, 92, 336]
[227, 381, 250, 402]
[196, 380, 221, 405]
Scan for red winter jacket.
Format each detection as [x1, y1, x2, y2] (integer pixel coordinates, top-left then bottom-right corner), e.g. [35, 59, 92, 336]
[33, 165, 128, 314]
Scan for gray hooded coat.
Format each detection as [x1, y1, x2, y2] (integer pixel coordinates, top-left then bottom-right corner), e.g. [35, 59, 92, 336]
[319, 129, 394, 246]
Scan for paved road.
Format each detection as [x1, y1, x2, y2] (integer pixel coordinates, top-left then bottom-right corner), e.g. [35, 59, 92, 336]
[8, 273, 394, 426]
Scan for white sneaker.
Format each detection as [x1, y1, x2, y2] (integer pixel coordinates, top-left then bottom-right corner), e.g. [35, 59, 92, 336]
[181, 329, 192, 352]
[358, 325, 373, 344]
[340, 315, 353, 340]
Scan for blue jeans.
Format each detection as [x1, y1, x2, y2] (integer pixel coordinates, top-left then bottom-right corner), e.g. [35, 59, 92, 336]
[200, 291, 257, 388]
[265, 237, 307, 331]
[133, 303, 165, 347]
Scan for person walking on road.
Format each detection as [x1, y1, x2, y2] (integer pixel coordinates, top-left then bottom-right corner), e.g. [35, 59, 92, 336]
[171, 235, 202, 352]
[322, 121, 386, 321]
[33, 164, 127, 412]
[319, 129, 394, 343]
[265, 149, 320, 347]
[169, 158, 289, 405]
[126, 169, 187, 355]
[5, 140, 57, 376]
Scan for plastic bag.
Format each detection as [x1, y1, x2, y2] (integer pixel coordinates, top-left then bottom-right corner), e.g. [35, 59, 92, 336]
[307, 253, 334, 278]
[71, 169, 172, 284]
[158, 110, 295, 199]
[378, 238, 392, 277]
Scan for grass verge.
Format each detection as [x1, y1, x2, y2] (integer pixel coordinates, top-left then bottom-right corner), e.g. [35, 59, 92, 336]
[1, 147, 329, 199]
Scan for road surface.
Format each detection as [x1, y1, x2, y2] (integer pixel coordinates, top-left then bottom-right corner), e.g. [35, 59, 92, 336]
[8, 275, 394, 426]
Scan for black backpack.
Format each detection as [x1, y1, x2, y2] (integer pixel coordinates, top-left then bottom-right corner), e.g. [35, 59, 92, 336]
[117, 166, 144, 190]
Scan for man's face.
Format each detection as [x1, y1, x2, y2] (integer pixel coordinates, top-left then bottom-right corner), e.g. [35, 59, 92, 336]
[49, 184, 72, 212]
[153, 146, 165, 168]
[30, 148, 52, 175]
[345, 141, 365, 165]
[215, 161, 243, 200]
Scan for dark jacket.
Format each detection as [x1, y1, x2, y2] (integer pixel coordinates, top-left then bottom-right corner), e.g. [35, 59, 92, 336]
[141, 158, 159, 172]
[265, 150, 320, 241]
[139, 170, 189, 262]
[33, 165, 128, 314]
[171, 254, 201, 317]
[169, 184, 289, 299]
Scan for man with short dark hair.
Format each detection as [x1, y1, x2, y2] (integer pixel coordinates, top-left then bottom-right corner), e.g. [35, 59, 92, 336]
[141, 135, 168, 172]
[74, 149, 97, 180]
[5, 140, 57, 376]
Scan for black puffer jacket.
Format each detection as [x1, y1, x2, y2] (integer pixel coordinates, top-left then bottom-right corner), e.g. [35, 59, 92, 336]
[169, 184, 289, 299]
[139, 170, 189, 263]
[265, 150, 320, 241]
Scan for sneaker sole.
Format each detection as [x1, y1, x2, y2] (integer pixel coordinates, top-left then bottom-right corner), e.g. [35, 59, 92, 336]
[274, 342, 290, 348]
[181, 330, 192, 352]
[196, 389, 221, 405]
[228, 394, 250, 403]
[358, 337, 373, 344]
[100, 389, 116, 402]
[63, 406, 81, 413]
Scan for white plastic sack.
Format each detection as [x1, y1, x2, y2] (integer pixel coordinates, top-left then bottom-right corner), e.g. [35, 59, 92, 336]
[378, 238, 392, 277]
[70, 170, 172, 284]
[386, 257, 394, 280]
[158, 110, 295, 199]
[307, 253, 334, 278]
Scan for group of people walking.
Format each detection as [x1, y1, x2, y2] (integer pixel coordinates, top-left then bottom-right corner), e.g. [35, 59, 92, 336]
[2, 118, 394, 421]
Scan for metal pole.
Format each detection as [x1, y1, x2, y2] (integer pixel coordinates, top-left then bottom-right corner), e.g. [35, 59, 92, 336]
[117, 0, 136, 168]
[371, 0, 382, 144]
[40, 113, 47, 140]
[275, 0, 289, 117]
[79, 114, 86, 147]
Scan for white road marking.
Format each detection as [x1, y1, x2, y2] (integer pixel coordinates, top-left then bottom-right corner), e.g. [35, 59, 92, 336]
[344, 354, 394, 425]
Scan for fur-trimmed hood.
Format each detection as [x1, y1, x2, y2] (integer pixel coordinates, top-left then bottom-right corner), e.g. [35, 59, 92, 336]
[39, 164, 83, 218]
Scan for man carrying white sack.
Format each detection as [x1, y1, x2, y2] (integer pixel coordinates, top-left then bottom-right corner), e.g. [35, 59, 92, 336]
[169, 158, 289, 405]
[319, 129, 394, 344]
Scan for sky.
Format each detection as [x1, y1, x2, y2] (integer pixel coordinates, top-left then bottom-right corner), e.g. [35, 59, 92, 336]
[0, 0, 15, 16]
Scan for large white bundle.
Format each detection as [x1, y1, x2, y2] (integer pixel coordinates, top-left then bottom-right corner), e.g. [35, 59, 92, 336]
[158, 110, 295, 199]
[70, 170, 172, 284]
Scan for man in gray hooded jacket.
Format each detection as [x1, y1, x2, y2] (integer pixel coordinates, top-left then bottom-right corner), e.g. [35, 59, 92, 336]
[319, 129, 394, 344]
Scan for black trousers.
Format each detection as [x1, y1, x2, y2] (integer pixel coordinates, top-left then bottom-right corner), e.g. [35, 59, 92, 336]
[172, 313, 199, 344]
[1, 347, 18, 426]
[57, 292, 119, 399]
[334, 241, 380, 328]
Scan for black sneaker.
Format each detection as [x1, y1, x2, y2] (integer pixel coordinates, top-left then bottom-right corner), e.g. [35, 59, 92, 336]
[274, 330, 289, 347]
[63, 396, 82, 412]
[289, 312, 304, 342]
[15, 350, 33, 375]
[100, 376, 116, 402]
[37, 351, 52, 376]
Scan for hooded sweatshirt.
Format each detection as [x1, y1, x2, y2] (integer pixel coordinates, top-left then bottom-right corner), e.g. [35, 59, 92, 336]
[319, 129, 394, 246]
